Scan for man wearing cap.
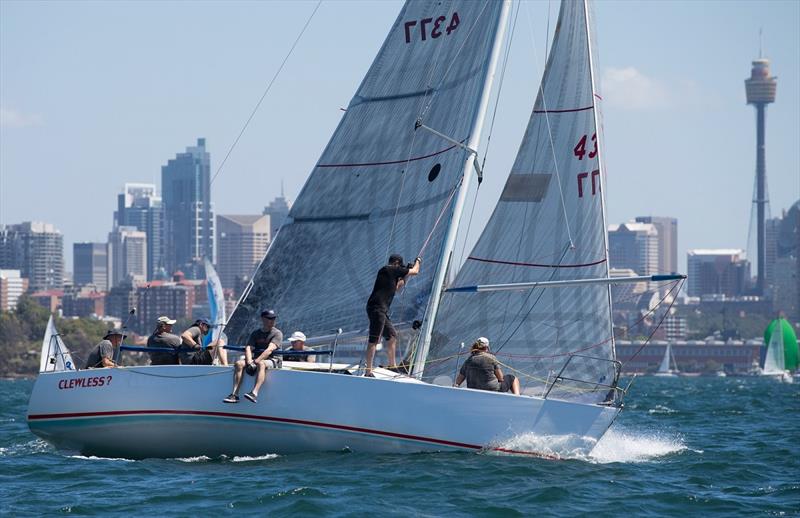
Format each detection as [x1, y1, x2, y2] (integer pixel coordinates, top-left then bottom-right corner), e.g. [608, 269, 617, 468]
[179, 319, 227, 365]
[454, 337, 520, 395]
[364, 254, 421, 377]
[147, 316, 181, 365]
[84, 330, 125, 369]
[223, 309, 283, 404]
[283, 331, 315, 363]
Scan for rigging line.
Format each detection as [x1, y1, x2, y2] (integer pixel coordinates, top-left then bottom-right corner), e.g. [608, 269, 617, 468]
[209, 0, 322, 187]
[524, 1, 574, 247]
[480, 0, 520, 171]
[620, 279, 685, 365]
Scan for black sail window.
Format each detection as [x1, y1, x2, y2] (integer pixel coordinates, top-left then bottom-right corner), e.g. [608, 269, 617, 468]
[428, 163, 441, 182]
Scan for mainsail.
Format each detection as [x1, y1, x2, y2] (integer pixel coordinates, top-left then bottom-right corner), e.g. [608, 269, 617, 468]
[39, 315, 75, 373]
[427, 0, 617, 402]
[228, 1, 509, 344]
[763, 326, 785, 375]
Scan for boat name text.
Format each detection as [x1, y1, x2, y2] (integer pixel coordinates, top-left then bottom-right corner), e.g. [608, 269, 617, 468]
[58, 376, 112, 390]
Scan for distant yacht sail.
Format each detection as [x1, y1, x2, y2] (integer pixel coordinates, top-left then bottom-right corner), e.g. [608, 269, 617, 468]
[762, 326, 786, 375]
[39, 315, 75, 372]
[654, 342, 678, 377]
[204, 258, 226, 346]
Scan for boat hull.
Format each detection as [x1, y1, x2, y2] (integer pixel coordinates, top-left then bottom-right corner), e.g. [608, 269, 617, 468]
[27, 366, 620, 459]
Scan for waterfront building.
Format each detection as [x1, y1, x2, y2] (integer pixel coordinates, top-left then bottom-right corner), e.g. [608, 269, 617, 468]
[687, 249, 750, 298]
[104, 278, 138, 321]
[29, 290, 63, 313]
[73, 242, 108, 291]
[765, 201, 799, 320]
[608, 222, 658, 276]
[263, 190, 291, 239]
[0, 269, 28, 311]
[115, 183, 163, 280]
[108, 226, 147, 288]
[62, 287, 105, 318]
[634, 216, 678, 274]
[216, 214, 270, 290]
[162, 138, 214, 279]
[0, 222, 64, 292]
[135, 280, 195, 333]
[616, 339, 763, 374]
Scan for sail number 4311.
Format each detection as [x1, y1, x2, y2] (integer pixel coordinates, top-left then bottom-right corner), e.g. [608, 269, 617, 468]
[404, 12, 460, 43]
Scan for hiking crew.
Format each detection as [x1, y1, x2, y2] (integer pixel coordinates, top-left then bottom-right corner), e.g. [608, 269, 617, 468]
[454, 337, 521, 395]
[364, 254, 420, 377]
[179, 318, 224, 365]
[283, 331, 314, 362]
[84, 330, 125, 369]
[223, 309, 283, 404]
[147, 316, 181, 365]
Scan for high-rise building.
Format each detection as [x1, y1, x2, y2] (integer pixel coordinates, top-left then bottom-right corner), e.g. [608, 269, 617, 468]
[135, 281, 195, 333]
[745, 55, 777, 295]
[115, 183, 163, 280]
[767, 201, 799, 320]
[263, 189, 291, 239]
[634, 216, 677, 274]
[0, 269, 28, 311]
[0, 222, 64, 291]
[162, 138, 214, 278]
[216, 214, 270, 290]
[73, 242, 108, 291]
[108, 226, 147, 288]
[608, 222, 659, 276]
[686, 249, 750, 298]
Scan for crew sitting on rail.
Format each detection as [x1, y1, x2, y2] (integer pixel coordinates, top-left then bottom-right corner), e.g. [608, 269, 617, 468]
[454, 337, 521, 395]
[223, 309, 283, 404]
[282, 331, 315, 362]
[85, 329, 125, 369]
[179, 318, 225, 365]
[147, 316, 181, 365]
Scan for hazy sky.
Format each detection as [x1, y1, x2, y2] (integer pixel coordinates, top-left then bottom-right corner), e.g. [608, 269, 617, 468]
[1, 0, 798, 273]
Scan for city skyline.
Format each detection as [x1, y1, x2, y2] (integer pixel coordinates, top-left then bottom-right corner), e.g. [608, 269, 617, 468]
[1, 1, 799, 274]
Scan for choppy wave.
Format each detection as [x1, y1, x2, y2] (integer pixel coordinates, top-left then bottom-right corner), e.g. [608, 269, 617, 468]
[68, 455, 135, 462]
[232, 454, 279, 462]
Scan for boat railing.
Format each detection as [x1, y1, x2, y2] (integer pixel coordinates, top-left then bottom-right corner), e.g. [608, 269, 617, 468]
[543, 354, 627, 406]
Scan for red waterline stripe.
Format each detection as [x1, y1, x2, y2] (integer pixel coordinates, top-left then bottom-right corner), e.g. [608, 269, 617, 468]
[27, 409, 557, 459]
[533, 105, 594, 114]
[316, 142, 460, 168]
[468, 256, 607, 268]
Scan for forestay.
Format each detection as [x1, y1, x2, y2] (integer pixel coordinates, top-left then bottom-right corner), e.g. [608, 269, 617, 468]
[227, 1, 507, 344]
[427, 0, 617, 402]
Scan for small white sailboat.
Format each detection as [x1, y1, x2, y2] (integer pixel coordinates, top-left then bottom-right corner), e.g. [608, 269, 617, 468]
[39, 315, 76, 373]
[653, 343, 679, 377]
[28, 0, 682, 459]
[762, 326, 793, 383]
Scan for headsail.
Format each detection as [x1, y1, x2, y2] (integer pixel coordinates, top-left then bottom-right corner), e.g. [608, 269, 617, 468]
[763, 326, 785, 375]
[39, 315, 75, 373]
[427, 0, 617, 402]
[204, 258, 226, 346]
[227, 1, 510, 344]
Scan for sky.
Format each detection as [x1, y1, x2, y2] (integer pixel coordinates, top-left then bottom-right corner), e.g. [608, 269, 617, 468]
[1, 0, 798, 274]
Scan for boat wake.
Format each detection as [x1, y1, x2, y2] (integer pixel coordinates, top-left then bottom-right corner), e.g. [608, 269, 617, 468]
[490, 426, 689, 463]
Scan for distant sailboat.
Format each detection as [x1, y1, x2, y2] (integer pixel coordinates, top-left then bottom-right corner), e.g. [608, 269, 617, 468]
[38, 315, 75, 373]
[653, 343, 678, 377]
[762, 326, 793, 383]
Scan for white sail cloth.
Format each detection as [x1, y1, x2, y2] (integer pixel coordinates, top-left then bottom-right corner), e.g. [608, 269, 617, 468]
[204, 258, 226, 346]
[39, 315, 75, 373]
[763, 328, 785, 375]
[428, 0, 616, 402]
[227, 1, 507, 345]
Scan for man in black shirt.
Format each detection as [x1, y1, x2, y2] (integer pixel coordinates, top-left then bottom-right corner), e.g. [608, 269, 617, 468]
[364, 254, 420, 377]
[223, 309, 283, 404]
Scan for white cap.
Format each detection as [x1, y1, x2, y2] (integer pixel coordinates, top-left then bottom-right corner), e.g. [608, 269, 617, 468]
[289, 331, 307, 343]
[476, 337, 489, 346]
[157, 316, 177, 325]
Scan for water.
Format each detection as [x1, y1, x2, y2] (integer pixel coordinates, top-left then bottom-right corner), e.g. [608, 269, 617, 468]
[2, 376, 798, 516]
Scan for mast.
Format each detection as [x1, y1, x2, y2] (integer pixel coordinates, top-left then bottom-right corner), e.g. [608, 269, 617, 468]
[411, 0, 513, 378]
[582, 0, 616, 360]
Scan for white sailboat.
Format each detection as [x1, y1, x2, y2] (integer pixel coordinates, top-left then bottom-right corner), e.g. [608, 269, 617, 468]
[762, 326, 793, 383]
[28, 0, 682, 459]
[39, 315, 76, 373]
[653, 343, 679, 377]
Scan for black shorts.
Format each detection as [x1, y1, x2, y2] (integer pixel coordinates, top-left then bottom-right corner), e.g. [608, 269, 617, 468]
[367, 307, 396, 343]
[498, 374, 517, 393]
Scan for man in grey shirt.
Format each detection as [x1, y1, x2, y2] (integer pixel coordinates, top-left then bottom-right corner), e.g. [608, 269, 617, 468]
[147, 316, 181, 365]
[85, 330, 125, 369]
[454, 337, 520, 395]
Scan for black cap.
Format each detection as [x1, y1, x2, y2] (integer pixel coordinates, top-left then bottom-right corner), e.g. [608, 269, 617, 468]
[260, 309, 277, 319]
[103, 329, 127, 340]
[195, 318, 210, 327]
[388, 254, 404, 265]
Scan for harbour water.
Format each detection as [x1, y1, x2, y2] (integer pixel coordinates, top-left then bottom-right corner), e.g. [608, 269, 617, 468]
[1, 376, 798, 516]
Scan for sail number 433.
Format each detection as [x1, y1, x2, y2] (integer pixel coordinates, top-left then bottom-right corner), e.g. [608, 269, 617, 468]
[404, 12, 460, 43]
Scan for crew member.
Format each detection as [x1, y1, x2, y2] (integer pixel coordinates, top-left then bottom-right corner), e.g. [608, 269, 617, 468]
[283, 331, 315, 362]
[179, 318, 223, 365]
[454, 337, 520, 395]
[223, 309, 283, 404]
[364, 254, 420, 377]
[147, 316, 181, 365]
[84, 330, 125, 369]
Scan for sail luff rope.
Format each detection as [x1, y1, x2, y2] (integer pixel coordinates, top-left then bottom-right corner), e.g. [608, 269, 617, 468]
[209, 0, 322, 187]
[524, 1, 574, 247]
